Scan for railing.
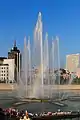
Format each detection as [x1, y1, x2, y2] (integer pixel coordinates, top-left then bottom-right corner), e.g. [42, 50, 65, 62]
[32, 113, 80, 120]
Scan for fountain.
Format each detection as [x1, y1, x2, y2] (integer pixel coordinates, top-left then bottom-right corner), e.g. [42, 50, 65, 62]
[17, 12, 61, 100]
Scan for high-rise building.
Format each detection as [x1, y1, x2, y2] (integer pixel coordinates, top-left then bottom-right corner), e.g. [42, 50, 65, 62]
[8, 41, 21, 82]
[66, 53, 80, 72]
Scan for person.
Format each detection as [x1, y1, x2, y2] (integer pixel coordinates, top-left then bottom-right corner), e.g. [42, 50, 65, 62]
[20, 115, 24, 120]
[0, 110, 6, 120]
[23, 111, 31, 120]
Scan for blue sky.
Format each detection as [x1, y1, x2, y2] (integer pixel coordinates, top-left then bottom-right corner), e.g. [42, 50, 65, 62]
[0, 0, 80, 67]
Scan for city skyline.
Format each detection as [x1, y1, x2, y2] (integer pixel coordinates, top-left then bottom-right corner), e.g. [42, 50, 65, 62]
[0, 0, 80, 68]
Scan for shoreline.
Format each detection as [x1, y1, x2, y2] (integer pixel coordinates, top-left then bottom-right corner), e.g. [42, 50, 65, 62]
[0, 83, 17, 91]
[0, 84, 80, 91]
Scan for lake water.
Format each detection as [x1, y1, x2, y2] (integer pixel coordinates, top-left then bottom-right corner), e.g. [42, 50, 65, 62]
[0, 90, 80, 114]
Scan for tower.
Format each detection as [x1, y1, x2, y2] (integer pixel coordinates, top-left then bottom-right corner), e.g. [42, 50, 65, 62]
[8, 40, 21, 82]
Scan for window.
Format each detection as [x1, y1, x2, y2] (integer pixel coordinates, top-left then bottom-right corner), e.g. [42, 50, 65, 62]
[4, 71, 5, 73]
[7, 67, 8, 69]
[2, 67, 3, 69]
[7, 77, 8, 79]
[4, 74, 5, 76]
[4, 67, 5, 69]
[7, 74, 8, 76]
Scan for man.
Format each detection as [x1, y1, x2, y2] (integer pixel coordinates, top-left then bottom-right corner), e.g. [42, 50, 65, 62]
[23, 111, 31, 120]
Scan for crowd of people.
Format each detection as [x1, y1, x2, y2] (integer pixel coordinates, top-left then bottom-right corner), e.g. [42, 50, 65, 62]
[0, 107, 73, 120]
[0, 108, 32, 120]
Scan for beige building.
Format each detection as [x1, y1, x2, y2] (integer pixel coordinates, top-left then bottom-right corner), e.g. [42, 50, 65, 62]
[76, 68, 80, 78]
[66, 53, 80, 72]
[0, 58, 15, 83]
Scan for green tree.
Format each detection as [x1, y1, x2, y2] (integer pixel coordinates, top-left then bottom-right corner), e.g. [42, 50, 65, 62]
[72, 77, 80, 84]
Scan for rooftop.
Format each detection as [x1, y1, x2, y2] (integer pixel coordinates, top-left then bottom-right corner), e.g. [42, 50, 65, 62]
[0, 57, 7, 60]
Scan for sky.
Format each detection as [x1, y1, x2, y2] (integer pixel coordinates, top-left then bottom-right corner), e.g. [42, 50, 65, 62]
[0, 0, 80, 67]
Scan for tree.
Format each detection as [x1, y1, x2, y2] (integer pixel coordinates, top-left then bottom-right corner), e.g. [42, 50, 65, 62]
[72, 77, 80, 84]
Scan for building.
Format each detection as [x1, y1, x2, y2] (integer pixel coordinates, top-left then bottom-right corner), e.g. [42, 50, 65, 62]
[0, 58, 15, 83]
[66, 53, 80, 72]
[8, 41, 21, 82]
[76, 68, 80, 78]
